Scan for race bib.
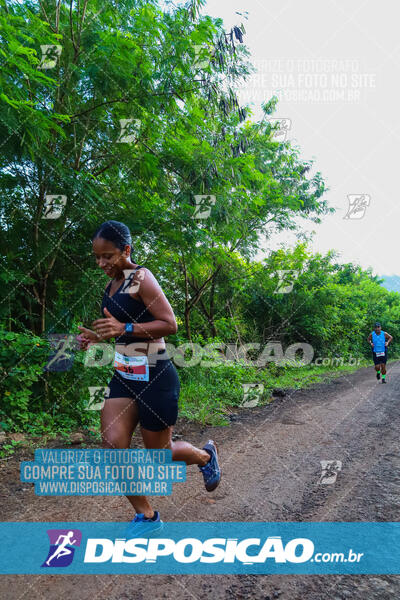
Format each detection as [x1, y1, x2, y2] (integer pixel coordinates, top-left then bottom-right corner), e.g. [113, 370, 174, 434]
[375, 351, 385, 357]
[114, 352, 149, 381]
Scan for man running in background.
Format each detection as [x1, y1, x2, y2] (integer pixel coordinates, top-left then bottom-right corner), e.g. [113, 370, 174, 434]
[368, 322, 393, 383]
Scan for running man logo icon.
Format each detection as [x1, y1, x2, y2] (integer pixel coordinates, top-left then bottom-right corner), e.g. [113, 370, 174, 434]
[242, 383, 264, 408]
[44, 334, 78, 372]
[193, 194, 216, 219]
[117, 118, 141, 144]
[274, 270, 299, 294]
[343, 194, 371, 219]
[38, 45, 62, 69]
[192, 44, 214, 70]
[318, 460, 342, 485]
[87, 386, 110, 410]
[42, 195, 67, 219]
[41, 529, 82, 568]
[268, 118, 292, 142]
[121, 268, 145, 294]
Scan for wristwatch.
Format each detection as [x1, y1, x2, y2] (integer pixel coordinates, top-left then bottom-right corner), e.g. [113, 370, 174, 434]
[125, 323, 134, 335]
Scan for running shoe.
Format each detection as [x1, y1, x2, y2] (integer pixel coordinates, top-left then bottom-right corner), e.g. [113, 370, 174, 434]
[199, 440, 221, 492]
[124, 511, 164, 538]
[376, 372, 380, 380]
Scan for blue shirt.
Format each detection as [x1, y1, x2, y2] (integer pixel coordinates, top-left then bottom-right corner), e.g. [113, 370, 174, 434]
[372, 331, 386, 353]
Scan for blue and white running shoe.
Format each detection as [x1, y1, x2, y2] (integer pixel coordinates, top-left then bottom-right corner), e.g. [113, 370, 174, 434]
[125, 511, 164, 538]
[199, 440, 221, 492]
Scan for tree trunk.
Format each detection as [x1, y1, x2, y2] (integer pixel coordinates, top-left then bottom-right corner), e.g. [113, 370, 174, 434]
[208, 276, 216, 337]
[198, 297, 217, 338]
[184, 304, 192, 342]
[40, 277, 48, 333]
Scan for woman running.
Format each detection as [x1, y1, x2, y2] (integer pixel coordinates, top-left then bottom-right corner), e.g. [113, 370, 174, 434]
[78, 220, 221, 535]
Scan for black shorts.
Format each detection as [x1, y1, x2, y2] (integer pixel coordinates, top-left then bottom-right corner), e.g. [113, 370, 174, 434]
[106, 349, 180, 431]
[372, 349, 387, 365]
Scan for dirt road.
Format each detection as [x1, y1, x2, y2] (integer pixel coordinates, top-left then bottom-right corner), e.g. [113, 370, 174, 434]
[2, 362, 400, 599]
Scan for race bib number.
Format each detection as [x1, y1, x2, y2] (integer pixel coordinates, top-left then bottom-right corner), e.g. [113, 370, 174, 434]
[375, 351, 385, 357]
[114, 352, 149, 381]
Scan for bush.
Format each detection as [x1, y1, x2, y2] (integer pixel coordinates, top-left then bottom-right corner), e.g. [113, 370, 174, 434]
[0, 328, 47, 429]
[0, 326, 113, 435]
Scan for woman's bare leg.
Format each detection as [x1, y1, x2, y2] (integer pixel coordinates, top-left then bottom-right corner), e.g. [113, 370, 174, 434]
[102, 399, 212, 519]
[141, 426, 210, 466]
[101, 397, 154, 518]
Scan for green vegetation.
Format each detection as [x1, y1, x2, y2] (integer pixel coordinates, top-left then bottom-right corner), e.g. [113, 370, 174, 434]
[0, 0, 398, 441]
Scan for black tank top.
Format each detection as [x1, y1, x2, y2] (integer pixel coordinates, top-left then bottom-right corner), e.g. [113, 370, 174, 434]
[101, 266, 156, 344]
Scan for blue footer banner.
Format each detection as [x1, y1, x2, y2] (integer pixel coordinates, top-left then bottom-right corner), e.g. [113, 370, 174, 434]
[0, 522, 399, 574]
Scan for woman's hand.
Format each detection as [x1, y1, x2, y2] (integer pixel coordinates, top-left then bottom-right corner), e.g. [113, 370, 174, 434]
[92, 308, 125, 340]
[77, 326, 101, 350]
